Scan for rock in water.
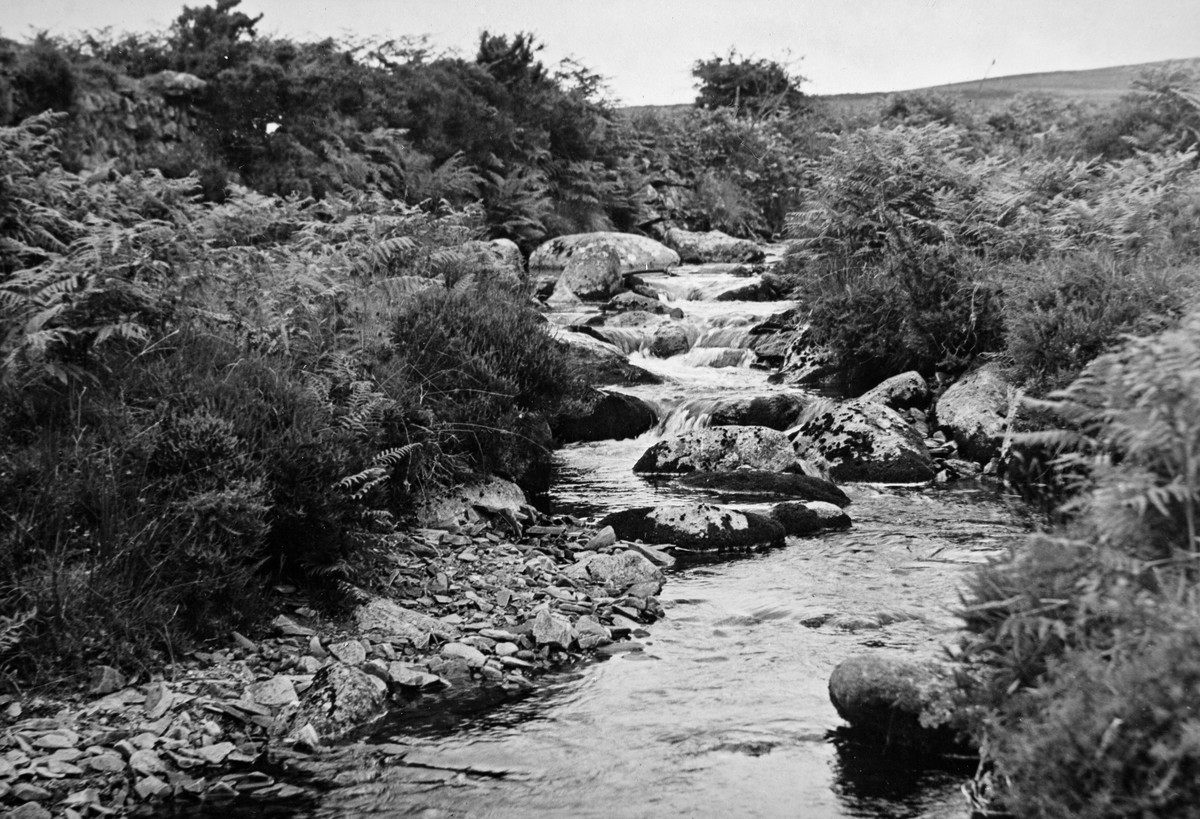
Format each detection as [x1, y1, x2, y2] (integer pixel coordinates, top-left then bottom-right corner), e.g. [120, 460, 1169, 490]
[663, 227, 765, 264]
[792, 400, 934, 483]
[935, 362, 1016, 464]
[551, 243, 624, 301]
[551, 327, 663, 387]
[283, 663, 388, 744]
[769, 501, 852, 535]
[708, 393, 811, 430]
[859, 371, 930, 412]
[563, 551, 665, 595]
[634, 426, 797, 474]
[675, 470, 849, 506]
[598, 503, 785, 554]
[828, 655, 966, 755]
[552, 390, 658, 444]
[530, 232, 680, 274]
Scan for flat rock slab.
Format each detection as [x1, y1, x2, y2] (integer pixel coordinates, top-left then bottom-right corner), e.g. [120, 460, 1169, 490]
[355, 598, 459, 643]
[415, 476, 527, 527]
[598, 503, 785, 554]
[634, 426, 797, 474]
[563, 551, 665, 595]
[675, 470, 849, 506]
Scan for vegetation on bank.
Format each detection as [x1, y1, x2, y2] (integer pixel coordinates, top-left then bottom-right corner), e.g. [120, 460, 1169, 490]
[5, 6, 1200, 815]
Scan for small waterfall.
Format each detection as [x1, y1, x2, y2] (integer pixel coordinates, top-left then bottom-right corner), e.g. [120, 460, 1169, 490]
[656, 396, 725, 435]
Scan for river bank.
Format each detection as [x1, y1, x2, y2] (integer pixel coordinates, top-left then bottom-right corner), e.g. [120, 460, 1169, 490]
[0, 514, 677, 817]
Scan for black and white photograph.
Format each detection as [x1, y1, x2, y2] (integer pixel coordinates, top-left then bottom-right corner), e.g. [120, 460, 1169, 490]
[1, 1, 1199, 816]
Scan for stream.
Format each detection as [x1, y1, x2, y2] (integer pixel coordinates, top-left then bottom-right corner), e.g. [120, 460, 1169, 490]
[269, 262, 1030, 817]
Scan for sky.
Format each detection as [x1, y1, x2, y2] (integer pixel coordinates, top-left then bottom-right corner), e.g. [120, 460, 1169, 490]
[2, 1, 1199, 105]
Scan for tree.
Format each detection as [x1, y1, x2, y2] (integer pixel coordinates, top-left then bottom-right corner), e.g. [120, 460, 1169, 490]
[693, 50, 806, 118]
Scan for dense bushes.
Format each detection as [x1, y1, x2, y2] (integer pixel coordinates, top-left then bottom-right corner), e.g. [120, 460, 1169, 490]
[0, 115, 579, 681]
[957, 311, 1200, 816]
[780, 115, 1200, 382]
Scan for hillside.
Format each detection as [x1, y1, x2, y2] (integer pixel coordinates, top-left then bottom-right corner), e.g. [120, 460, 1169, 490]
[624, 57, 1200, 118]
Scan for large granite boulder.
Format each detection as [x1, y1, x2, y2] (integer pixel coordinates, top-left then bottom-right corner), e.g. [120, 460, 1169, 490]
[676, 471, 849, 506]
[935, 362, 1016, 464]
[769, 330, 839, 386]
[562, 550, 665, 595]
[769, 501, 852, 535]
[598, 503, 786, 554]
[552, 390, 658, 444]
[531, 232, 679, 275]
[859, 371, 930, 412]
[792, 400, 934, 483]
[633, 426, 797, 474]
[550, 243, 624, 301]
[828, 655, 964, 754]
[415, 476, 528, 527]
[551, 328, 662, 387]
[708, 393, 811, 430]
[664, 227, 765, 264]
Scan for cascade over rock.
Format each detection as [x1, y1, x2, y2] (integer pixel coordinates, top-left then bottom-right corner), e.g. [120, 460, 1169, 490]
[553, 389, 658, 444]
[708, 393, 811, 430]
[792, 400, 935, 483]
[551, 328, 663, 386]
[598, 503, 786, 554]
[634, 426, 797, 474]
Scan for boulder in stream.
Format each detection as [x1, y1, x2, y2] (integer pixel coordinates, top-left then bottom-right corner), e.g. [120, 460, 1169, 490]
[552, 389, 658, 444]
[675, 470, 849, 506]
[769, 501, 852, 535]
[828, 655, 966, 755]
[664, 227, 765, 264]
[792, 400, 935, 483]
[859, 371, 930, 412]
[708, 393, 812, 430]
[550, 243, 624, 301]
[531, 232, 680, 275]
[552, 328, 663, 387]
[648, 322, 693, 358]
[935, 362, 1017, 464]
[634, 425, 797, 474]
[597, 503, 786, 554]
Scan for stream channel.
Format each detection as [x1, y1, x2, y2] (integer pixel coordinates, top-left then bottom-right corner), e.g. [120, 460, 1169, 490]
[249, 261, 1031, 818]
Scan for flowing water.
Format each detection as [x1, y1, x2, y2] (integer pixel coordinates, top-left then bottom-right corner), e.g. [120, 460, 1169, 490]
[277, 263, 1031, 818]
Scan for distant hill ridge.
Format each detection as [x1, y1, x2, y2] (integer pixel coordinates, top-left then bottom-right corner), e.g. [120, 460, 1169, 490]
[623, 57, 1200, 117]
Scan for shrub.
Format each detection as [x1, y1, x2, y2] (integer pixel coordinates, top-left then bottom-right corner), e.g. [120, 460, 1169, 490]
[1002, 252, 1195, 392]
[389, 282, 583, 491]
[986, 617, 1200, 819]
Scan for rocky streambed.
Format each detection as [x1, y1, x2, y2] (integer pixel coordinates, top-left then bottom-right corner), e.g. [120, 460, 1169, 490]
[0, 232, 1033, 818]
